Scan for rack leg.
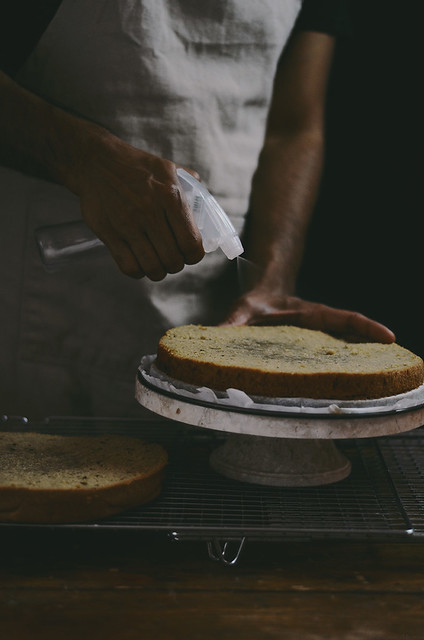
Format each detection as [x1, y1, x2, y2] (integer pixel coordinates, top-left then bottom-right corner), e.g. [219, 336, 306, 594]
[207, 537, 246, 565]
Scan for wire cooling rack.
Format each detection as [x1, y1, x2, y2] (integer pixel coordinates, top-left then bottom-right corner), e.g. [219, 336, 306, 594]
[2, 415, 424, 564]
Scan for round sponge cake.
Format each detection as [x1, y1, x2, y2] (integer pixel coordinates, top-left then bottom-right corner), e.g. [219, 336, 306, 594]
[156, 324, 424, 400]
[0, 433, 168, 523]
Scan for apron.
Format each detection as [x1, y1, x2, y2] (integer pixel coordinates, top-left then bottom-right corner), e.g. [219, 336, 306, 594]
[0, 0, 301, 419]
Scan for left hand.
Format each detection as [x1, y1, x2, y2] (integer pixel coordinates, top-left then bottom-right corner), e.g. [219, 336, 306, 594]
[220, 290, 396, 344]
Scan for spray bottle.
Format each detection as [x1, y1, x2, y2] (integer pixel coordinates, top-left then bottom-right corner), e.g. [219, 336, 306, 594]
[35, 168, 244, 269]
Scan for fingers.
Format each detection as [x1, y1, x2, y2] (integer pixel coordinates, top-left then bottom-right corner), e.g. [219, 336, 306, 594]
[254, 304, 396, 344]
[318, 307, 396, 344]
[79, 146, 205, 281]
[120, 197, 202, 280]
[100, 235, 145, 279]
[96, 217, 167, 281]
[95, 181, 204, 281]
[116, 173, 204, 279]
[155, 180, 205, 266]
[220, 293, 396, 344]
[102, 228, 181, 281]
[175, 165, 201, 182]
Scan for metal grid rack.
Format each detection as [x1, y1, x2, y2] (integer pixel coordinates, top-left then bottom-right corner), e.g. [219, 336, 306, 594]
[1, 416, 424, 563]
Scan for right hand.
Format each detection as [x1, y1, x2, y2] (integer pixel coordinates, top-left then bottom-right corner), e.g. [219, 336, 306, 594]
[0, 71, 204, 280]
[73, 136, 205, 280]
[221, 289, 396, 344]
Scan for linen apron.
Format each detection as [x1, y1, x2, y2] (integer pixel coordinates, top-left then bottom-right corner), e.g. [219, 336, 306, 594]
[0, 0, 301, 418]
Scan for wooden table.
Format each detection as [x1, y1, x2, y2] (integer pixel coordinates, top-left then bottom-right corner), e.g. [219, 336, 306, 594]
[1, 528, 424, 640]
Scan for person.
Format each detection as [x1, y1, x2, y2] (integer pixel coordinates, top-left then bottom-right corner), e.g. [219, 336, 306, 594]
[0, 0, 395, 419]
[296, 0, 422, 362]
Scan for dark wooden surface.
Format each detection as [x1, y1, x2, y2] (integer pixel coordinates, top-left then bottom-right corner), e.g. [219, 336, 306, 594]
[1, 529, 424, 639]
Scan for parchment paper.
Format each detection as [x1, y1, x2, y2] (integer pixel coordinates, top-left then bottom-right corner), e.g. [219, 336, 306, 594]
[138, 355, 424, 417]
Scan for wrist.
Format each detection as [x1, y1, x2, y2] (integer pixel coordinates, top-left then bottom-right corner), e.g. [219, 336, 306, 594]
[241, 245, 298, 297]
[253, 270, 296, 298]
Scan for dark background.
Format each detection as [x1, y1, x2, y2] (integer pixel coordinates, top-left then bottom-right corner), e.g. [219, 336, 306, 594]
[298, 0, 423, 355]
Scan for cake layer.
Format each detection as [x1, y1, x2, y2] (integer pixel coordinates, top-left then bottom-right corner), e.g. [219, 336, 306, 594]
[156, 324, 424, 400]
[0, 432, 168, 523]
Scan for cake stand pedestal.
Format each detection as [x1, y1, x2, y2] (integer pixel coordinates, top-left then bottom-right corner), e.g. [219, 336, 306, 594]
[208, 435, 351, 486]
[135, 375, 424, 486]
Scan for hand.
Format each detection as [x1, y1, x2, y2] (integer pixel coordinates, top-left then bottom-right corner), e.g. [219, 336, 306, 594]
[75, 136, 205, 280]
[0, 71, 204, 281]
[221, 290, 396, 344]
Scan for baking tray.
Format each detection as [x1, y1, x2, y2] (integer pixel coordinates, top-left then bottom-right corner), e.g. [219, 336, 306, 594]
[2, 415, 424, 564]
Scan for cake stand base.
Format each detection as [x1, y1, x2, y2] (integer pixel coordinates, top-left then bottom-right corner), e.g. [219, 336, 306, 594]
[209, 434, 351, 486]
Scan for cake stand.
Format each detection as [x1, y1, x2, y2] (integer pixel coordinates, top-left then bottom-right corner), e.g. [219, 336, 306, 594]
[135, 362, 424, 487]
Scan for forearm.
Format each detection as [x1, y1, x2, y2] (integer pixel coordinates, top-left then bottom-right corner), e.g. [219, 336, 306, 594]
[0, 70, 204, 279]
[225, 130, 396, 344]
[244, 126, 324, 295]
[240, 30, 333, 298]
[0, 70, 107, 189]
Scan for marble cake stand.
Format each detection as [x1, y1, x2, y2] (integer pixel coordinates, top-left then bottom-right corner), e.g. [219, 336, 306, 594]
[135, 374, 424, 487]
